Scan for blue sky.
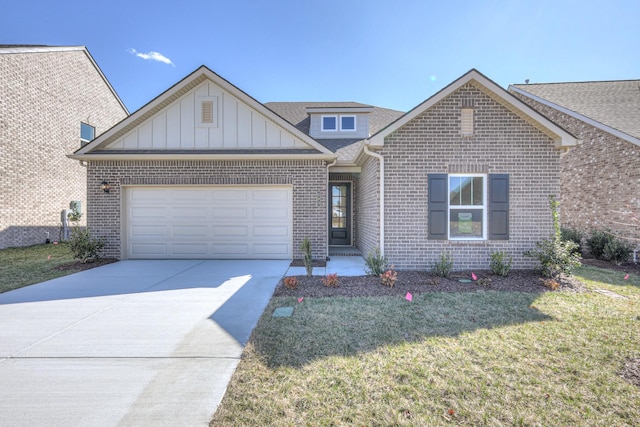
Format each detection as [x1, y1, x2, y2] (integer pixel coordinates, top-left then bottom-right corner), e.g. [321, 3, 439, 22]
[2, 0, 638, 113]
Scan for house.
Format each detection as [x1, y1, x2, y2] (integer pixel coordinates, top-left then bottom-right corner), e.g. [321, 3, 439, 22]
[70, 66, 577, 269]
[509, 80, 640, 245]
[0, 45, 128, 249]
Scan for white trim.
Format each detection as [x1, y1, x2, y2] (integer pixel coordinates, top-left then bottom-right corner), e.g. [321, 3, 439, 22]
[307, 107, 374, 114]
[363, 144, 385, 256]
[340, 115, 357, 132]
[368, 69, 578, 149]
[321, 115, 338, 131]
[447, 174, 487, 241]
[68, 152, 337, 161]
[509, 85, 640, 148]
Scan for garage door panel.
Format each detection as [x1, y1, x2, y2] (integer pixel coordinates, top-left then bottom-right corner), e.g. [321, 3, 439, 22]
[126, 186, 292, 259]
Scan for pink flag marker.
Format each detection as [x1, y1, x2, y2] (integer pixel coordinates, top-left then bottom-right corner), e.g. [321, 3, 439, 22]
[624, 274, 630, 280]
[298, 297, 304, 303]
[47, 255, 51, 260]
[405, 292, 413, 302]
[471, 272, 478, 281]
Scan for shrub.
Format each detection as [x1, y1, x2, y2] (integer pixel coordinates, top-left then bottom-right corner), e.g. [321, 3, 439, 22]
[365, 247, 388, 276]
[524, 196, 581, 278]
[602, 238, 634, 265]
[561, 226, 583, 255]
[301, 238, 313, 277]
[586, 228, 614, 259]
[490, 251, 512, 277]
[431, 251, 453, 278]
[283, 276, 298, 290]
[322, 273, 339, 288]
[477, 277, 492, 286]
[380, 266, 398, 287]
[541, 278, 560, 291]
[68, 227, 104, 263]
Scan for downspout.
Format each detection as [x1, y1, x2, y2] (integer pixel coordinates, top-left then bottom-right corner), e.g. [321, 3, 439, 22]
[363, 144, 384, 256]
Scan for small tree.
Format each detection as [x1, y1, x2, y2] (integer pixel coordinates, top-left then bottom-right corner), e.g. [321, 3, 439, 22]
[525, 195, 581, 278]
[67, 203, 105, 263]
[301, 238, 313, 277]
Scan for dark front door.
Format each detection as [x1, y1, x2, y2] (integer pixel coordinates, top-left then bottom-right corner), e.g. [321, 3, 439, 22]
[329, 183, 351, 245]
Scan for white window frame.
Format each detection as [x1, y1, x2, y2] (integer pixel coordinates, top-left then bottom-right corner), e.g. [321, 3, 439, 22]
[321, 115, 338, 131]
[448, 173, 487, 240]
[339, 115, 356, 131]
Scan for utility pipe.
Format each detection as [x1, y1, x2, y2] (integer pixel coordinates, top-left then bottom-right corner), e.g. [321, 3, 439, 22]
[363, 144, 385, 256]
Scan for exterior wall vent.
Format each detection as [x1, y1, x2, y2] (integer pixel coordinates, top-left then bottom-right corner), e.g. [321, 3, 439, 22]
[461, 108, 474, 136]
[197, 97, 218, 128]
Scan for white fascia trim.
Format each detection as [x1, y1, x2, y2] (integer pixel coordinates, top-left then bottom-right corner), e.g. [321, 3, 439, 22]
[328, 165, 361, 173]
[68, 153, 337, 161]
[369, 70, 578, 149]
[78, 66, 333, 156]
[0, 45, 85, 54]
[307, 107, 374, 114]
[509, 85, 640, 148]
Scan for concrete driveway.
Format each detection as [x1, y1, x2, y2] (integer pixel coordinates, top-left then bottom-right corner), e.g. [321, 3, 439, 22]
[0, 259, 290, 426]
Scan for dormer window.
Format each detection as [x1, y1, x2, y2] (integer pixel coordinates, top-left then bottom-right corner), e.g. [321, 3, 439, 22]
[322, 116, 337, 131]
[340, 115, 356, 131]
[321, 115, 357, 132]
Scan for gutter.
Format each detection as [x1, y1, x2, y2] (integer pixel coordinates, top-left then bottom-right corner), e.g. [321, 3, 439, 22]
[362, 144, 385, 256]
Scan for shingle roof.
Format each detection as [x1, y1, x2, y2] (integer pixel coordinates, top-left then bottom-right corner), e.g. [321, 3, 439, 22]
[265, 102, 404, 161]
[512, 80, 640, 140]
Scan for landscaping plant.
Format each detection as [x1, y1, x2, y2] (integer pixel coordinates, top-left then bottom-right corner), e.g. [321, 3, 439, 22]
[490, 251, 512, 277]
[561, 226, 583, 255]
[524, 195, 581, 278]
[380, 266, 398, 287]
[283, 276, 298, 290]
[321, 273, 339, 287]
[431, 251, 453, 278]
[301, 237, 313, 277]
[364, 247, 388, 276]
[66, 204, 105, 263]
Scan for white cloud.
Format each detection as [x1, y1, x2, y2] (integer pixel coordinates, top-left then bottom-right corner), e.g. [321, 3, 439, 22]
[127, 48, 175, 67]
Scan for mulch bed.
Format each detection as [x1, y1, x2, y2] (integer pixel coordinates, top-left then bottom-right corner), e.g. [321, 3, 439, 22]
[53, 258, 118, 272]
[274, 269, 588, 298]
[581, 257, 640, 274]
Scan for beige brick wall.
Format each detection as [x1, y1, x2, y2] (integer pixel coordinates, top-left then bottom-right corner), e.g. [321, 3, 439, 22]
[0, 49, 127, 248]
[511, 92, 640, 245]
[355, 156, 380, 258]
[382, 82, 561, 270]
[87, 159, 328, 260]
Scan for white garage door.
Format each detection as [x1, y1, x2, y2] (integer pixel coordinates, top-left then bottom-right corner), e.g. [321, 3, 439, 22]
[125, 186, 292, 259]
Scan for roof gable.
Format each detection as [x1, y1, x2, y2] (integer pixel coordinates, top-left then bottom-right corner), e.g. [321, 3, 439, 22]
[73, 66, 334, 159]
[509, 80, 640, 147]
[368, 69, 578, 149]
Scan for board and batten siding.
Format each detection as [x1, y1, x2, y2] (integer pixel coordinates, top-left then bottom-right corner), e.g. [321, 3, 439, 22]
[105, 81, 311, 150]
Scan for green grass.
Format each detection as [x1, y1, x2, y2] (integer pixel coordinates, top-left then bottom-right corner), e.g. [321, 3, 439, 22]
[0, 243, 79, 293]
[212, 266, 640, 426]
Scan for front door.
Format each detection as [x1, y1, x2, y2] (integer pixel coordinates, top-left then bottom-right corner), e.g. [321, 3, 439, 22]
[329, 183, 351, 245]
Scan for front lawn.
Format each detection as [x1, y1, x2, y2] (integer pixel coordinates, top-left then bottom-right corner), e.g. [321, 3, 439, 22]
[212, 266, 640, 426]
[0, 243, 112, 293]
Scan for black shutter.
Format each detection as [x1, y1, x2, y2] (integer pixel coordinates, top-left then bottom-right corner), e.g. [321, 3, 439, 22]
[428, 174, 448, 240]
[488, 174, 509, 240]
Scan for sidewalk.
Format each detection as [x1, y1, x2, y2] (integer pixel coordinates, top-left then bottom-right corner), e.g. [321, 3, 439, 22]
[285, 256, 367, 277]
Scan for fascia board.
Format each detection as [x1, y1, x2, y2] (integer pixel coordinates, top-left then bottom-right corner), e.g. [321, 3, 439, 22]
[509, 85, 640, 148]
[68, 153, 337, 161]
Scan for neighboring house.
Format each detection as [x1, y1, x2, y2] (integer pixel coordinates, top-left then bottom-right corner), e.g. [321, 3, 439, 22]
[0, 45, 128, 249]
[70, 66, 577, 269]
[509, 80, 640, 245]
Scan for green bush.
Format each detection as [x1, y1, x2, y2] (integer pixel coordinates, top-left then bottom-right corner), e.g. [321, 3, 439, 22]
[301, 238, 313, 277]
[586, 228, 614, 259]
[431, 251, 453, 278]
[490, 251, 512, 277]
[602, 238, 634, 265]
[524, 196, 581, 278]
[364, 247, 388, 276]
[561, 226, 583, 255]
[68, 228, 104, 263]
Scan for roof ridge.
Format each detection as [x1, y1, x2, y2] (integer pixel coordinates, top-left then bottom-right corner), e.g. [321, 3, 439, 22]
[514, 79, 640, 86]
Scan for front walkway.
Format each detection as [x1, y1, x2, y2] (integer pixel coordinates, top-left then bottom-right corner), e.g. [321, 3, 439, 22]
[286, 255, 368, 277]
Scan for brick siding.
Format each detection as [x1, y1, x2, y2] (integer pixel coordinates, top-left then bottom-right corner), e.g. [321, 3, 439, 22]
[87, 159, 328, 260]
[0, 49, 127, 248]
[354, 156, 380, 258]
[382, 82, 561, 270]
[511, 92, 640, 245]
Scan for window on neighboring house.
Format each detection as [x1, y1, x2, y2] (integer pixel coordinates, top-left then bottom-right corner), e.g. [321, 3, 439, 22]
[449, 175, 485, 239]
[80, 122, 95, 143]
[322, 116, 337, 131]
[340, 115, 356, 131]
[428, 173, 509, 241]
